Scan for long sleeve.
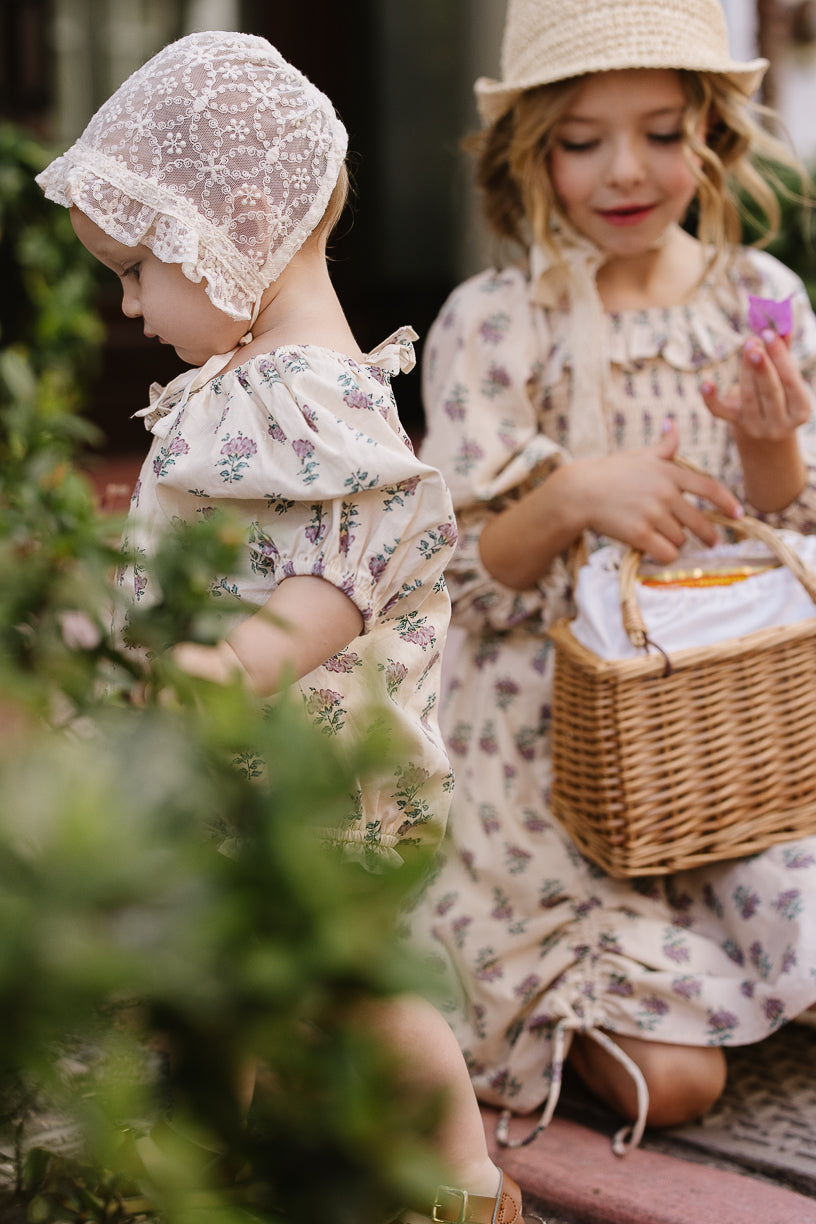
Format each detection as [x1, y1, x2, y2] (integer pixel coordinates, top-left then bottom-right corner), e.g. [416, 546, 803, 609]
[419, 266, 571, 634]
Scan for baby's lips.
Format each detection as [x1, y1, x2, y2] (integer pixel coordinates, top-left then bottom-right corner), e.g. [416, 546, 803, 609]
[747, 294, 793, 338]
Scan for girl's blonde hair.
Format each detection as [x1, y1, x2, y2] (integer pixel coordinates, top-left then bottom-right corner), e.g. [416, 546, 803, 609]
[468, 69, 807, 261]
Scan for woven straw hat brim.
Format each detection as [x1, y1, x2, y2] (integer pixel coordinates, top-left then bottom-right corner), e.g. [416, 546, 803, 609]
[474, 0, 768, 124]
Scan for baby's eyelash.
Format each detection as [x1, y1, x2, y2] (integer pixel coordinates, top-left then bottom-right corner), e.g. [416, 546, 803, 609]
[119, 264, 141, 279]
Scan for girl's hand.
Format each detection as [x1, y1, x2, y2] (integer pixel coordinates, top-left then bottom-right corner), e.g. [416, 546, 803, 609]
[572, 420, 743, 564]
[479, 421, 743, 589]
[700, 332, 809, 511]
[701, 331, 811, 442]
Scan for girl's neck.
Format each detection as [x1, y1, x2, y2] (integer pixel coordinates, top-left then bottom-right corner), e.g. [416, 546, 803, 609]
[222, 244, 365, 371]
[595, 227, 707, 313]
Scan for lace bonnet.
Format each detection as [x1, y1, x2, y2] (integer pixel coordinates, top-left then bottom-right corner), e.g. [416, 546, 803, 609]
[37, 31, 348, 322]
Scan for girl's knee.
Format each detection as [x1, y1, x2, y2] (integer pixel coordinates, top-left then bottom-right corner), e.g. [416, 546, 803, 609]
[570, 1033, 727, 1129]
[626, 1040, 727, 1128]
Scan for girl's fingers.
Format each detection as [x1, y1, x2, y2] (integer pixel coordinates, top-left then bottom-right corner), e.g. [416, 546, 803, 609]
[760, 330, 812, 427]
[739, 336, 809, 436]
[674, 464, 743, 522]
[700, 379, 740, 424]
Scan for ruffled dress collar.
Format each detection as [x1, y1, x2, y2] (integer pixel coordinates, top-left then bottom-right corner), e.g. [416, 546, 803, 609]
[133, 326, 418, 439]
[527, 224, 743, 459]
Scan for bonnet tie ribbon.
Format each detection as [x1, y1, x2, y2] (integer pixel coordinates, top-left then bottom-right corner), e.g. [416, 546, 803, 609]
[132, 348, 239, 437]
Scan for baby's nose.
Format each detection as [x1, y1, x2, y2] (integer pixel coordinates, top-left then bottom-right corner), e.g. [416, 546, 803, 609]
[120, 287, 141, 319]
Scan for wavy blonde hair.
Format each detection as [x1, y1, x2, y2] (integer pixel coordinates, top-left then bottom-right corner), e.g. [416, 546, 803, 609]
[467, 70, 808, 263]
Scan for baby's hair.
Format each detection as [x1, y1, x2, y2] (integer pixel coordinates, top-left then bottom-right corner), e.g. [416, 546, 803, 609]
[311, 162, 350, 248]
[468, 70, 809, 264]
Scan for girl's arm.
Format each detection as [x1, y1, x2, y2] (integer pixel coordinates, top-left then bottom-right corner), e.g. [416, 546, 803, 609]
[172, 575, 364, 696]
[479, 422, 744, 590]
[701, 332, 810, 512]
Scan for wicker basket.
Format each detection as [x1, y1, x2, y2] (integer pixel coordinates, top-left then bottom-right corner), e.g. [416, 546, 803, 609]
[548, 510, 816, 877]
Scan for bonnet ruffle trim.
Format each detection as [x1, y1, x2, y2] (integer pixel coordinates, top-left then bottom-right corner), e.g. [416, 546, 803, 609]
[37, 141, 345, 323]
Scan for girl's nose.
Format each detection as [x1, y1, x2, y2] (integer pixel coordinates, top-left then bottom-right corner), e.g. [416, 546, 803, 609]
[607, 136, 646, 187]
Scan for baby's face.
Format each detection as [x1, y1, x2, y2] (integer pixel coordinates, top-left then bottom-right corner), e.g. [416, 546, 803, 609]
[70, 208, 246, 367]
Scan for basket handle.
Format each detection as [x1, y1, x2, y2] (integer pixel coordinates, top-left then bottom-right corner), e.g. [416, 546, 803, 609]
[619, 457, 816, 650]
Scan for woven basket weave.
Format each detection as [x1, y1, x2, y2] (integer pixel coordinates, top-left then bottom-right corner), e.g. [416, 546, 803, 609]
[548, 510, 816, 877]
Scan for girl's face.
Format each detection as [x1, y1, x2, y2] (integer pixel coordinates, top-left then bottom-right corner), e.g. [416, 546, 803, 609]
[70, 209, 247, 367]
[548, 69, 703, 258]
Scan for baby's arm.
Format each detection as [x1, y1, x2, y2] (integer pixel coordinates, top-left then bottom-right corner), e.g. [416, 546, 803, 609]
[478, 421, 743, 589]
[701, 332, 809, 512]
[172, 575, 363, 696]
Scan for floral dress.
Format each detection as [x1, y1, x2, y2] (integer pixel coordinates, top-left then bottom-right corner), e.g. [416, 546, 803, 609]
[407, 246, 816, 1147]
[116, 329, 457, 867]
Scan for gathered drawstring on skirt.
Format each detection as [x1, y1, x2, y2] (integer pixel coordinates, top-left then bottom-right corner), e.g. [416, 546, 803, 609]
[495, 1017, 650, 1157]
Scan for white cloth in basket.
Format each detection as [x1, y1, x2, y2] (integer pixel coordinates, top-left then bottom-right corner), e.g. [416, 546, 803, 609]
[570, 534, 816, 660]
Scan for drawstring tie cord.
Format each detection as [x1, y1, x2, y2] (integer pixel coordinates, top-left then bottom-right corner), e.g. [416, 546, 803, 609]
[495, 1018, 649, 1157]
[238, 294, 264, 346]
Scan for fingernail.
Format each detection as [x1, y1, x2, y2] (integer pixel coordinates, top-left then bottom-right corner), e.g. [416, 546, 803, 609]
[760, 328, 776, 345]
[661, 417, 674, 434]
[746, 343, 762, 365]
[700, 380, 714, 395]
[732, 503, 745, 518]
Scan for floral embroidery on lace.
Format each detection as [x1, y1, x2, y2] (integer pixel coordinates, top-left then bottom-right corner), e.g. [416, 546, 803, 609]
[36, 31, 348, 321]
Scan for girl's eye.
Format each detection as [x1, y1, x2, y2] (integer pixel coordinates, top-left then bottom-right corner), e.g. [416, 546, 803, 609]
[557, 138, 600, 153]
[649, 131, 683, 145]
[120, 264, 141, 280]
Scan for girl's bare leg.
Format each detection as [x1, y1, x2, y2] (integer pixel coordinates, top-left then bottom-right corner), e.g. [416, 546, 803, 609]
[569, 1031, 727, 1128]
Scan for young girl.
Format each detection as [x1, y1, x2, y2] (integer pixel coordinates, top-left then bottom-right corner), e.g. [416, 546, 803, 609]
[408, 0, 816, 1154]
[36, 31, 542, 1224]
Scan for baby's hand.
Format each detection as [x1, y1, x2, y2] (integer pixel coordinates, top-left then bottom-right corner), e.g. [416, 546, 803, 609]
[701, 329, 811, 443]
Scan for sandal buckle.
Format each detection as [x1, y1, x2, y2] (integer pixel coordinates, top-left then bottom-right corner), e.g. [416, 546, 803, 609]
[433, 1186, 469, 1223]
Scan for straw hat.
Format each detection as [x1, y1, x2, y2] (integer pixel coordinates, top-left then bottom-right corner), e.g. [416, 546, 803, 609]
[475, 0, 768, 123]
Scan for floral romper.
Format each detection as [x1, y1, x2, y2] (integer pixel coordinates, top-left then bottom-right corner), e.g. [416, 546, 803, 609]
[116, 329, 457, 867]
[407, 246, 816, 1147]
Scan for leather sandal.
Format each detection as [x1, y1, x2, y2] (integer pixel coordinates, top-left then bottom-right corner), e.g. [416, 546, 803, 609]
[399, 1170, 546, 1224]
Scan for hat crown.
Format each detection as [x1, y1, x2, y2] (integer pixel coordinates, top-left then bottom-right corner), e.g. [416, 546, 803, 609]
[476, 0, 767, 122]
[502, 0, 732, 84]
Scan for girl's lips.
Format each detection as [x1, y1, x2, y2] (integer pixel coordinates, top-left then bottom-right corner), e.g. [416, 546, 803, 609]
[598, 204, 656, 227]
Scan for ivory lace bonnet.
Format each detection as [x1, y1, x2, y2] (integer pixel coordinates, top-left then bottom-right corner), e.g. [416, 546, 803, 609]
[37, 31, 348, 321]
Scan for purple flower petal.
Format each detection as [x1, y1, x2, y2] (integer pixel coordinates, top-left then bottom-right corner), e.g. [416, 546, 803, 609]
[748, 294, 793, 337]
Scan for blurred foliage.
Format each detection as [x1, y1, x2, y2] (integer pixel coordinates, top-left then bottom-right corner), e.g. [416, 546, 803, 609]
[0, 122, 445, 1223]
[739, 158, 816, 307]
[0, 123, 104, 437]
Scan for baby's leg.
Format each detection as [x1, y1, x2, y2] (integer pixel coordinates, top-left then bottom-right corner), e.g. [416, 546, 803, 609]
[569, 1031, 727, 1128]
[355, 993, 501, 1200]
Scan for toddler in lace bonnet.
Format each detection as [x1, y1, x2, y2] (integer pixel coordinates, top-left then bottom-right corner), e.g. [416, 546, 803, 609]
[36, 30, 348, 327]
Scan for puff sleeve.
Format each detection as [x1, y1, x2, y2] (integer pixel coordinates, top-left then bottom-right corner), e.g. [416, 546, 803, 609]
[121, 344, 457, 630]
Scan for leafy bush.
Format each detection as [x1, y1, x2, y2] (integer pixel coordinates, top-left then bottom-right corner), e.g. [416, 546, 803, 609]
[0, 125, 445, 1223]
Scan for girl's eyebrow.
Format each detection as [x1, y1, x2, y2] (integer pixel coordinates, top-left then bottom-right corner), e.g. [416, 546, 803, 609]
[560, 104, 685, 125]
